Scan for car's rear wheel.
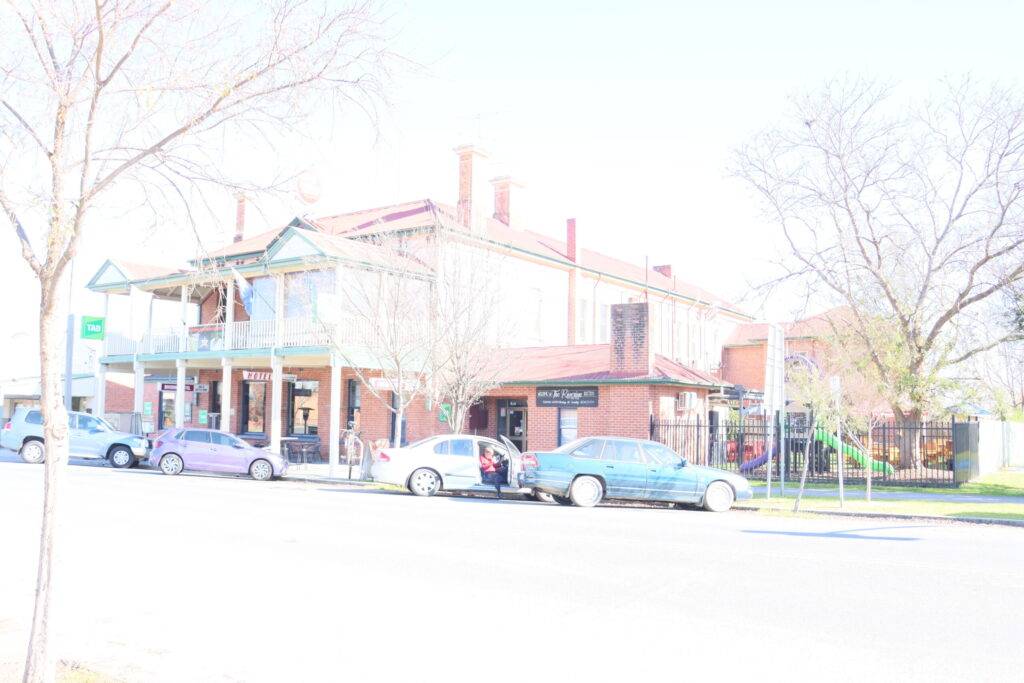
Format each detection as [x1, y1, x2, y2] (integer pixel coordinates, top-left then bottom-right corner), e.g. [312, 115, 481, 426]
[569, 476, 604, 507]
[249, 459, 274, 481]
[109, 446, 134, 469]
[159, 453, 183, 476]
[19, 440, 45, 464]
[703, 481, 735, 512]
[532, 490, 555, 503]
[408, 468, 441, 497]
[553, 495, 573, 506]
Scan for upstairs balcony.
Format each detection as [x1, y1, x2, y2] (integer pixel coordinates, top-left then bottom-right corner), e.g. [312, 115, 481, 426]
[102, 316, 368, 357]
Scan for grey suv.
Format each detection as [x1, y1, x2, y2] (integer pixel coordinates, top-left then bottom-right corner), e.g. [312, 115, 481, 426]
[1, 406, 149, 468]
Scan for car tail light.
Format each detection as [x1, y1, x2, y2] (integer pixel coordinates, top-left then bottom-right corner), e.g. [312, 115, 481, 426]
[154, 440, 163, 449]
[378, 451, 390, 462]
[522, 453, 538, 468]
[2, 421, 11, 430]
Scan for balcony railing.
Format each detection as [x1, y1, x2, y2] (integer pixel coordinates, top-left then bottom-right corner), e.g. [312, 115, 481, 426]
[103, 317, 361, 356]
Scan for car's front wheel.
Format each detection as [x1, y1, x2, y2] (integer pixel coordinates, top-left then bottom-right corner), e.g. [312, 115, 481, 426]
[159, 453, 183, 476]
[20, 440, 45, 464]
[249, 459, 274, 481]
[408, 468, 441, 497]
[703, 481, 735, 512]
[569, 476, 604, 507]
[109, 446, 134, 469]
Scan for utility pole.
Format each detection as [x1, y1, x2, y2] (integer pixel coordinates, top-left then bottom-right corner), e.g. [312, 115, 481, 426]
[831, 375, 844, 509]
[64, 259, 76, 410]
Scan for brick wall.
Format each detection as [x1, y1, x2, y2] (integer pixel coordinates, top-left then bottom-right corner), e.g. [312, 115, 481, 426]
[198, 282, 250, 325]
[720, 343, 766, 391]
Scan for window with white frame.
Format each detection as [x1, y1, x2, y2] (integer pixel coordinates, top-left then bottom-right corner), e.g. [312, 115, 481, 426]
[597, 303, 609, 342]
[577, 297, 590, 342]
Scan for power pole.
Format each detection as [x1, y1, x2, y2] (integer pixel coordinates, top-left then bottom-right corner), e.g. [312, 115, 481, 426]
[64, 259, 76, 410]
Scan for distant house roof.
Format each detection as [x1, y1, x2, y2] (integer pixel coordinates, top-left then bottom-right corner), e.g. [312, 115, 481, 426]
[724, 307, 851, 347]
[489, 344, 725, 388]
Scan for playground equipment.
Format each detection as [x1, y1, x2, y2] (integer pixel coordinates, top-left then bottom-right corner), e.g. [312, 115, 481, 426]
[739, 444, 772, 472]
[812, 427, 894, 475]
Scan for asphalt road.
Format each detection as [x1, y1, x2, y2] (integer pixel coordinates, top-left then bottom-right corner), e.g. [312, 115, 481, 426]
[0, 456, 1022, 682]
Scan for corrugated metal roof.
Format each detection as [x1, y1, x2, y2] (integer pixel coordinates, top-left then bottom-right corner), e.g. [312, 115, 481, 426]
[488, 344, 724, 386]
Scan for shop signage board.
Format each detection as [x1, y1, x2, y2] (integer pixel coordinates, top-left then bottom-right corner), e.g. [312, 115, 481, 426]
[241, 371, 297, 382]
[161, 383, 195, 392]
[536, 386, 599, 408]
[80, 316, 105, 340]
[242, 370, 272, 381]
[194, 383, 209, 394]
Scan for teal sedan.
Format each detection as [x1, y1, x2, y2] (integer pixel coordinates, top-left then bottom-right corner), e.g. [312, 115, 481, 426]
[520, 437, 752, 511]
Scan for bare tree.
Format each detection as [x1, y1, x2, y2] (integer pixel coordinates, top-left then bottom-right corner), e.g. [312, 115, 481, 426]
[332, 237, 436, 448]
[736, 78, 1024, 440]
[428, 216, 507, 434]
[0, 2, 391, 679]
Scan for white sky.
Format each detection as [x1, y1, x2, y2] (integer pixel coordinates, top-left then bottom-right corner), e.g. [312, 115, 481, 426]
[2, 0, 1023, 373]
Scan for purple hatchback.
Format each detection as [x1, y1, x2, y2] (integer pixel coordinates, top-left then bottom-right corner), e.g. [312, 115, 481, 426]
[148, 428, 288, 481]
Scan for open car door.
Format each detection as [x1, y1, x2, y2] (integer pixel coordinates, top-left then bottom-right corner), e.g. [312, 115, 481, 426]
[499, 435, 523, 488]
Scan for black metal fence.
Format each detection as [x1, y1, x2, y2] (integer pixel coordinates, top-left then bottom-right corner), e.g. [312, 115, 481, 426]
[650, 415, 970, 487]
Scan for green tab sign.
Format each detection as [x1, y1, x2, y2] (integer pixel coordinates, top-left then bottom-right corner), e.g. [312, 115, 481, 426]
[438, 403, 451, 424]
[81, 316, 105, 340]
[198, 409, 208, 426]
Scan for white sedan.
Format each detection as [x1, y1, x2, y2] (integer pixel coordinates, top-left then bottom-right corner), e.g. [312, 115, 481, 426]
[370, 434, 532, 497]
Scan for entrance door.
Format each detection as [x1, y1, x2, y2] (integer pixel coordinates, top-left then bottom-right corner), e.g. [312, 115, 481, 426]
[497, 399, 527, 452]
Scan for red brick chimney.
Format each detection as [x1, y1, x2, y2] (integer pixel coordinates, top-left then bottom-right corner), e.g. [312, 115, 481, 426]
[491, 176, 512, 225]
[609, 302, 652, 376]
[455, 145, 485, 227]
[234, 194, 246, 243]
[567, 218, 577, 345]
[653, 264, 672, 278]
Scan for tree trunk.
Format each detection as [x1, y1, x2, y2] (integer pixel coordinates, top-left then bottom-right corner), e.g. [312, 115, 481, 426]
[894, 407, 923, 469]
[449, 404, 469, 435]
[23, 287, 71, 683]
[392, 403, 403, 448]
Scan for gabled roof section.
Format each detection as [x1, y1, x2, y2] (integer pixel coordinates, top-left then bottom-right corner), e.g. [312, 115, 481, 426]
[724, 307, 852, 346]
[87, 259, 185, 292]
[315, 199, 748, 316]
[307, 199, 439, 236]
[489, 344, 726, 388]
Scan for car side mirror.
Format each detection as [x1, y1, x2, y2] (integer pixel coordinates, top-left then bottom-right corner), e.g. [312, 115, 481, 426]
[89, 428, 102, 434]
[677, 459, 687, 468]
[233, 443, 245, 449]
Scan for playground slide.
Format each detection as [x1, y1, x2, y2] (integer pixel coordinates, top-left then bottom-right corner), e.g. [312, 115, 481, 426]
[813, 428, 895, 475]
[738, 445, 772, 472]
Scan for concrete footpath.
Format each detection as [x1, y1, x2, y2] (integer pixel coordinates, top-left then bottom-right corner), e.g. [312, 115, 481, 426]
[752, 485, 1024, 505]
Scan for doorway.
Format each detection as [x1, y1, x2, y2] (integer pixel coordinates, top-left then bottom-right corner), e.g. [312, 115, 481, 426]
[497, 399, 527, 452]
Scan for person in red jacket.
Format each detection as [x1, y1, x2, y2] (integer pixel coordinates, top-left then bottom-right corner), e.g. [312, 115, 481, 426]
[479, 445, 505, 499]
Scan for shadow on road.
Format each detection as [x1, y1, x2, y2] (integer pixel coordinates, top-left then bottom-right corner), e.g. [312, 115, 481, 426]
[742, 525, 925, 541]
